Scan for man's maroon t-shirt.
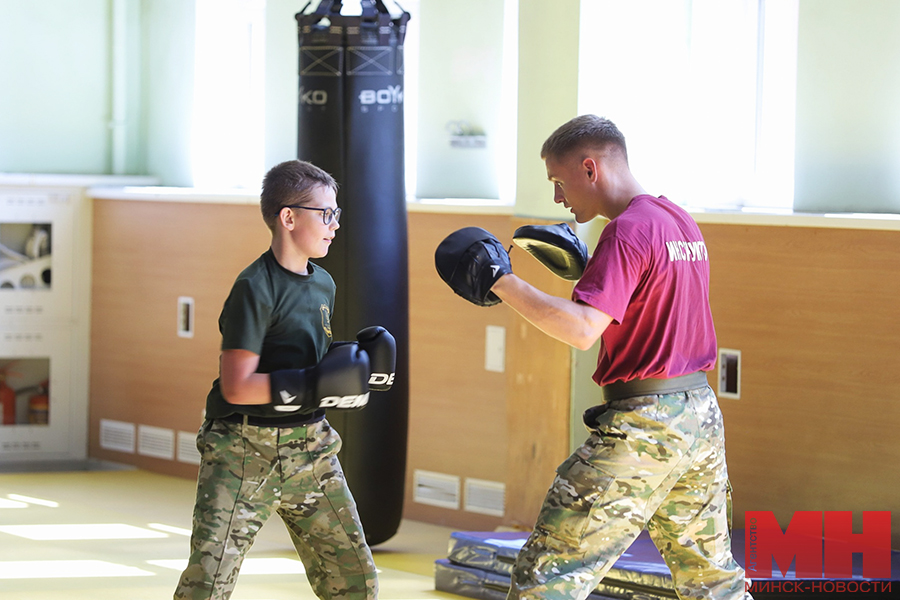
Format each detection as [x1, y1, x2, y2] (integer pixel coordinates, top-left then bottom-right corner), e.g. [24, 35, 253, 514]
[572, 195, 717, 386]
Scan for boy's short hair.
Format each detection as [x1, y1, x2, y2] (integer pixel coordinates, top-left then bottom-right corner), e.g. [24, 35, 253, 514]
[260, 160, 338, 230]
[540, 115, 628, 164]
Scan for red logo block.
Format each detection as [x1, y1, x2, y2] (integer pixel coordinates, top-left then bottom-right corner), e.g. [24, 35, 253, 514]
[745, 511, 892, 579]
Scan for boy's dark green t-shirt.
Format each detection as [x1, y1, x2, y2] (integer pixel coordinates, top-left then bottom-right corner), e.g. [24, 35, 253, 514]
[205, 249, 335, 421]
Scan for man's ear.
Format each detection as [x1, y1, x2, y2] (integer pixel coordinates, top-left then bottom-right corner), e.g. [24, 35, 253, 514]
[582, 157, 599, 182]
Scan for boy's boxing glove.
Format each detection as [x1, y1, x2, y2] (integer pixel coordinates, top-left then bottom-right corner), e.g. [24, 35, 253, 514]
[269, 343, 371, 411]
[356, 326, 396, 391]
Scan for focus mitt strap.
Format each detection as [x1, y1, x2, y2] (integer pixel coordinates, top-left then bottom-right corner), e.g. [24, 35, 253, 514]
[513, 223, 588, 281]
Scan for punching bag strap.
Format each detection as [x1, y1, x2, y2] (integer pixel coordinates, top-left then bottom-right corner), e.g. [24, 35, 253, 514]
[361, 0, 378, 21]
[298, 0, 346, 45]
[314, 0, 342, 17]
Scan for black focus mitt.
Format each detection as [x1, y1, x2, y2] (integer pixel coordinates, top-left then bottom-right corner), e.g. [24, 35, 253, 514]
[513, 223, 588, 280]
[435, 227, 512, 307]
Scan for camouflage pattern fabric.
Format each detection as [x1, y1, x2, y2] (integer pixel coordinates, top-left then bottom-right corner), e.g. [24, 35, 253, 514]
[174, 418, 378, 600]
[508, 386, 751, 600]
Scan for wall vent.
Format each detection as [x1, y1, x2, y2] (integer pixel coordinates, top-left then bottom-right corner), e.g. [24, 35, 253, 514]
[176, 431, 201, 465]
[99, 419, 135, 453]
[464, 478, 505, 516]
[413, 470, 460, 509]
[138, 425, 175, 460]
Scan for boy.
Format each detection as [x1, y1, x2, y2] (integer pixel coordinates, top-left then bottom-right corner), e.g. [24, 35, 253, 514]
[174, 159, 394, 600]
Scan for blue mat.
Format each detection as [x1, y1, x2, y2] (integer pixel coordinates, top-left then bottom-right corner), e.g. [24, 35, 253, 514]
[435, 529, 899, 599]
[437, 530, 675, 600]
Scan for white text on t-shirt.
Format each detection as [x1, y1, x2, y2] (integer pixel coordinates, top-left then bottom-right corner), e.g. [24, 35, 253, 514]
[665, 240, 709, 262]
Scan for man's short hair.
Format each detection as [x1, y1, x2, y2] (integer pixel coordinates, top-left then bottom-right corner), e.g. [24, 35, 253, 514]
[260, 160, 338, 230]
[540, 115, 628, 163]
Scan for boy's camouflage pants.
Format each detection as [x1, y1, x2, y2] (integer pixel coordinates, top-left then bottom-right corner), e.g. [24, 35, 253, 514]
[508, 385, 751, 600]
[173, 417, 378, 600]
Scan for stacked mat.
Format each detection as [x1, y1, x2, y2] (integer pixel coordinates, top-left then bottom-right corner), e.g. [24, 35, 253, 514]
[435, 529, 900, 600]
[434, 530, 677, 600]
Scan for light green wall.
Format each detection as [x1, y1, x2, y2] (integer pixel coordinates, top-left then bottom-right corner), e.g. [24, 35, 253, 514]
[0, 0, 194, 183]
[140, 0, 195, 187]
[0, 0, 111, 174]
[114, 0, 146, 175]
[514, 0, 580, 220]
[794, 0, 900, 213]
[4, 0, 900, 213]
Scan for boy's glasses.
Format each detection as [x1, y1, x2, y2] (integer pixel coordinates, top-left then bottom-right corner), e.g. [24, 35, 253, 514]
[284, 205, 342, 225]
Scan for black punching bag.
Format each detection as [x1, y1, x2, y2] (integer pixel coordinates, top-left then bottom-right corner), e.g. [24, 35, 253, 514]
[296, 0, 410, 546]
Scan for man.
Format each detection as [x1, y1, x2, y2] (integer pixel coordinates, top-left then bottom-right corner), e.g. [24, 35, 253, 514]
[435, 115, 750, 600]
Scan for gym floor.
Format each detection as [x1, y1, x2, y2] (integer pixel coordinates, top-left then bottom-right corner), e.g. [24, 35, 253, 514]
[0, 467, 459, 600]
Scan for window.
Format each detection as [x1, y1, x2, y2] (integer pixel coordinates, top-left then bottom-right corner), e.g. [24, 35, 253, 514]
[578, 0, 798, 211]
[400, 0, 421, 202]
[191, 0, 266, 189]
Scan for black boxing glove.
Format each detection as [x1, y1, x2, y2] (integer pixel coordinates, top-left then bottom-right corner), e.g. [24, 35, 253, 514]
[269, 343, 371, 411]
[357, 326, 396, 391]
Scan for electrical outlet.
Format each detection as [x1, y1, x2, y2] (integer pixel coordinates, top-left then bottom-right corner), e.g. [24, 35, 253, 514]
[718, 348, 741, 399]
[485, 325, 505, 373]
[177, 296, 194, 338]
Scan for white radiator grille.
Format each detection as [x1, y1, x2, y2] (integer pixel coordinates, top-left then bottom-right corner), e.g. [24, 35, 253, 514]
[99, 419, 135, 453]
[138, 425, 174, 460]
[413, 470, 460, 509]
[176, 431, 201, 465]
[465, 478, 505, 516]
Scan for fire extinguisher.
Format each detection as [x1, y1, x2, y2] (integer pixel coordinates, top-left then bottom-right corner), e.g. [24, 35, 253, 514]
[0, 372, 15, 425]
[28, 380, 49, 425]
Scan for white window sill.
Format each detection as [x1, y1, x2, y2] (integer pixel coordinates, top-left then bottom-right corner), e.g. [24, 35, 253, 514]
[75, 184, 900, 232]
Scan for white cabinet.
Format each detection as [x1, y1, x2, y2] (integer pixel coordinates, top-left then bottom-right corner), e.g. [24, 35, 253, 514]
[0, 174, 155, 466]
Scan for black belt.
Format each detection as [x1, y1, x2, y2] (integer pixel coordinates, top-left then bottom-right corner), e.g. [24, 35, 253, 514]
[219, 411, 324, 428]
[600, 371, 709, 402]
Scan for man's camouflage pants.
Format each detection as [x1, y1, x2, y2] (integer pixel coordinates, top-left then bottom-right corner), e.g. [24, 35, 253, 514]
[508, 385, 751, 600]
[173, 417, 377, 600]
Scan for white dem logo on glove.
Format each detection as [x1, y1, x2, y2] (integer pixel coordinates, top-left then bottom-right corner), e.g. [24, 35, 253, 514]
[319, 393, 370, 409]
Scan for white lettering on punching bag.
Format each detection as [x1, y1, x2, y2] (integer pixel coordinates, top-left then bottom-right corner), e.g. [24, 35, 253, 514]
[665, 240, 709, 262]
[300, 87, 328, 106]
[358, 85, 403, 112]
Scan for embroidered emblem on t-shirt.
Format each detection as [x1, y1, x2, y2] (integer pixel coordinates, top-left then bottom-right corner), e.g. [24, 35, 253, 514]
[320, 304, 333, 338]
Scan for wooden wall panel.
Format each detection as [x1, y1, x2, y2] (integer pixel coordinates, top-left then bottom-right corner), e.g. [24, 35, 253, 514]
[88, 200, 900, 545]
[403, 212, 511, 530]
[90, 200, 270, 477]
[503, 217, 576, 530]
[702, 224, 900, 548]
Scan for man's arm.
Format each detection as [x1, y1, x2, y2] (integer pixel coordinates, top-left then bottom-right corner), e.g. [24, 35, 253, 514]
[492, 274, 613, 351]
[219, 349, 271, 405]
